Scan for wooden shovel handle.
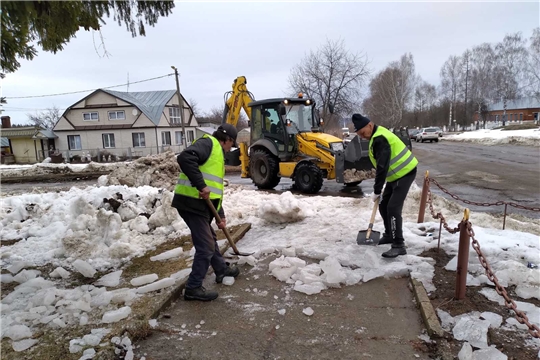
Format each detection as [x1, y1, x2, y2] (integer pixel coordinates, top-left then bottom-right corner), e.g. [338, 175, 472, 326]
[204, 198, 241, 254]
[366, 197, 380, 238]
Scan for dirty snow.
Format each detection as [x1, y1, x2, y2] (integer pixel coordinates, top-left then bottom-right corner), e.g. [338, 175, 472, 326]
[443, 128, 540, 146]
[1, 161, 540, 356]
[0, 162, 118, 178]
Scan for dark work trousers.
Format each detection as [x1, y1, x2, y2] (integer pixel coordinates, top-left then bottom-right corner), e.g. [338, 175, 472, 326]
[379, 167, 417, 248]
[178, 210, 227, 289]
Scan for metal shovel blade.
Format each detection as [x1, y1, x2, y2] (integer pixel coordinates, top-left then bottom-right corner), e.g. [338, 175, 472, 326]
[356, 229, 381, 246]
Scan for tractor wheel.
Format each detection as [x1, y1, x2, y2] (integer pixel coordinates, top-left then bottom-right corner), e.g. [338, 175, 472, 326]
[249, 149, 280, 190]
[294, 162, 324, 194]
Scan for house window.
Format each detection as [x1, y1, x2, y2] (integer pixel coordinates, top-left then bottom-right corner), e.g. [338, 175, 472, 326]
[519, 113, 523, 121]
[132, 133, 146, 147]
[83, 112, 99, 121]
[161, 131, 171, 146]
[68, 135, 82, 150]
[102, 133, 116, 148]
[175, 131, 184, 145]
[108, 111, 125, 120]
[169, 107, 182, 125]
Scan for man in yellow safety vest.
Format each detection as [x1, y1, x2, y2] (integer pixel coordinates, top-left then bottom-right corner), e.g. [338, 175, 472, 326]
[172, 124, 240, 301]
[352, 114, 418, 258]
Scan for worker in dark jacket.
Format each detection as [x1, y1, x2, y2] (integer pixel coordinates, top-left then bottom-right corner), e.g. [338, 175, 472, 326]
[352, 114, 418, 258]
[172, 124, 240, 301]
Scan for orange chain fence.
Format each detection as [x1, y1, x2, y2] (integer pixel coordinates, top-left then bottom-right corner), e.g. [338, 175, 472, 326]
[417, 171, 539, 339]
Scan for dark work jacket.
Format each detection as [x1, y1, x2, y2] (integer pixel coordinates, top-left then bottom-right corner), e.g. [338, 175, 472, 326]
[371, 125, 391, 195]
[171, 137, 225, 220]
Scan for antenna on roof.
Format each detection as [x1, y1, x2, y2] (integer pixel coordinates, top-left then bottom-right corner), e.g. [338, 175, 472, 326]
[127, 72, 130, 93]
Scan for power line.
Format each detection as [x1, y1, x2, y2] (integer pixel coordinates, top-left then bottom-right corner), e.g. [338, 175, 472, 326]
[6, 73, 175, 100]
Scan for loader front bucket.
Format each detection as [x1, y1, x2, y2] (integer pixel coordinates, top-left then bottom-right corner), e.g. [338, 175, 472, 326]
[336, 135, 375, 184]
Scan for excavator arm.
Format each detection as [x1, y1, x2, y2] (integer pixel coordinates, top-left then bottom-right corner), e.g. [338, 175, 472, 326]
[222, 76, 254, 127]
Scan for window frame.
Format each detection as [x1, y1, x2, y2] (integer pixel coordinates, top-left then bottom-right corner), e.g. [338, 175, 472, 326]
[102, 133, 116, 149]
[132, 132, 146, 148]
[108, 110, 126, 120]
[175, 131, 184, 145]
[161, 131, 172, 146]
[169, 107, 182, 125]
[67, 135, 82, 150]
[82, 112, 99, 121]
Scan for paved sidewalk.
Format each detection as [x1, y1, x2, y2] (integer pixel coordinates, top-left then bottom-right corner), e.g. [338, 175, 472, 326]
[135, 255, 433, 360]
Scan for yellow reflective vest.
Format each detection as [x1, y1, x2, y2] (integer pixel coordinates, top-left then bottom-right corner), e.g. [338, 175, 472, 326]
[174, 135, 225, 211]
[368, 126, 418, 182]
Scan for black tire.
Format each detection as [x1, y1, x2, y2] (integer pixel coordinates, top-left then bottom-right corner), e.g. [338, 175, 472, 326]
[294, 162, 324, 194]
[345, 181, 362, 187]
[249, 149, 280, 189]
[435, 138, 439, 143]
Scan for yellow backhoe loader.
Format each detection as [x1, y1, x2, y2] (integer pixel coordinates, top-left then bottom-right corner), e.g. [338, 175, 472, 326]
[222, 76, 411, 194]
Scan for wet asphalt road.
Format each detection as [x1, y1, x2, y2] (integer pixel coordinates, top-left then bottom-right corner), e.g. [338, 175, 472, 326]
[226, 140, 540, 218]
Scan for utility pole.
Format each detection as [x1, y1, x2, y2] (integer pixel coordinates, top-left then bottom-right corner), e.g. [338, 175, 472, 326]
[171, 66, 187, 148]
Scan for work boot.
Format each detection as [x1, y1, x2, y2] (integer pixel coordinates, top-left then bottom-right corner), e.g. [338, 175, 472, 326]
[184, 286, 218, 301]
[377, 233, 392, 245]
[382, 246, 407, 258]
[215, 265, 240, 284]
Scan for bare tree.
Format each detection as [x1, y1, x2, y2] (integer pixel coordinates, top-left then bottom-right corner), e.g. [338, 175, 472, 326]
[526, 27, 540, 102]
[460, 49, 472, 123]
[188, 98, 202, 118]
[440, 55, 462, 128]
[287, 38, 370, 129]
[198, 105, 249, 131]
[470, 43, 496, 128]
[26, 106, 61, 129]
[493, 32, 527, 126]
[362, 53, 416, 128]
[413, 78, 437, 127]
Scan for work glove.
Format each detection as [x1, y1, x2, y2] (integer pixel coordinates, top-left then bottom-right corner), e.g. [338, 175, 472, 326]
[371, 192, 381, 202]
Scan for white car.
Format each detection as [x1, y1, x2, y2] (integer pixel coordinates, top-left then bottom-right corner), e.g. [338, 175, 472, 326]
[416, 128, 439, 142]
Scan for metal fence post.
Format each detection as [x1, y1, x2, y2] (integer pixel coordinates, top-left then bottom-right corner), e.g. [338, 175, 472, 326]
[417, 170, 429, 223]
[455, 208, 471, 300]
[502, 204, 508, 230]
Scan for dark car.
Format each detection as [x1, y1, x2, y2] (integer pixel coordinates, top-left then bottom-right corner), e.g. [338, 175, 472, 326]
[408, 129, 420, 139]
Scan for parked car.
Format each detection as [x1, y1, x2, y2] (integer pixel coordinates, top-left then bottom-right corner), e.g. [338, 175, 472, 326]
[433, 127, 443, 137]
[416, 128, 439, 142]
[408, 129, 420, 139]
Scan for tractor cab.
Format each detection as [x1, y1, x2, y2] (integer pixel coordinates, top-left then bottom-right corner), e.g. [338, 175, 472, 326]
[247, 95, 319, 162]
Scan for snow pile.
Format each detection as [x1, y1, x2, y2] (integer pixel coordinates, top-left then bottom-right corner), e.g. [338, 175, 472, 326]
[257, 191, 314, 224]
[443, 128, 540, 146]
[101, 150, 180, 191]
[438, 309, 540, 358]
[0, 162, 117, 178]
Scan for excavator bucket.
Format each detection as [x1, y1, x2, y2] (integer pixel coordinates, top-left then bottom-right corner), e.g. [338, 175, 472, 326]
[335, 135, 375, 184]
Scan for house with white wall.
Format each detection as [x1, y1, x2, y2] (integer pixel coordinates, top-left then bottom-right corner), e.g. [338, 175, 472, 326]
[53, 89, 198, 161]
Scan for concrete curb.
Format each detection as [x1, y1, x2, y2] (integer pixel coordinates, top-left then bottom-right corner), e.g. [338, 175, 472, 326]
[410, 277, 445, 338]
[150, 223, 252, 318]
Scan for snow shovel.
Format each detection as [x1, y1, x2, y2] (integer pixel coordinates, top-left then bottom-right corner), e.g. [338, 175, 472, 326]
[204, 198, 254, 256]
[356, 197, 381, 246]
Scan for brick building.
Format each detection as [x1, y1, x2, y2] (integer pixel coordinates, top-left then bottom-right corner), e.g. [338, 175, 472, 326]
[485, 97, 540, 124]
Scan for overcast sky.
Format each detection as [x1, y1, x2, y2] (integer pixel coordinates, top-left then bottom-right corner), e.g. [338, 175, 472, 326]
[2, 1, 539, 125]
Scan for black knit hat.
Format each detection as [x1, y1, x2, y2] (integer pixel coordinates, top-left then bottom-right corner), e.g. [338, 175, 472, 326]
[351, 114, 371, 132]
[217, 124, 238, 147]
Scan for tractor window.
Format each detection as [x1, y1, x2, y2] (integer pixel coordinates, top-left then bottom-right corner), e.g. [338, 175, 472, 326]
[263, 108, 281, 134]
[285, 104, 313, 132]
[251, 108, 263, 141]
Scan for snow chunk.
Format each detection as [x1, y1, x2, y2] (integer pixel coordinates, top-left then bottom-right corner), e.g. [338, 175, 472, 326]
[149, 247, 183, 261]
[50, 267, 70, 279]
[4, 324, 33, 340]
[1, 273, 14, 283]
[437, 309, 455, 331]
[95, 270, 122, 287]
[136, 278, 175, 294]
[473, 346, 508, 360]
[12, 338, 38, 352]
[258, 191, 312, 224]
[294, 281, 326, 295]
[13, 269, 40, 283]
[73, 259, 96, 278]
[222, 277, 235, 286]
[110, 288, 137, 305]
[320, 257, 346, 285]
[278, 309, 286, 315]
[7, 261, 33, 274]
[102, 306, 131, 323]
[282, 247, 296, 257]
[91, 291, 114, 307]
[303, 307, 314, 316]
[170, 269, 191, 282]
[480, 312, 503, 328]
[80, 348, 96, 359]
[452, 317, 490, 349]
[515, 285, 540, 300]
[458, 342, 473, 360]
[237, 255, 257, 266]
[149, 319, 158, 328]
[130, 274, 158, 287]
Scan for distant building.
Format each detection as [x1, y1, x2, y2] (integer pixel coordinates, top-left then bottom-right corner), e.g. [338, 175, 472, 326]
[484, 97, 540, 124]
